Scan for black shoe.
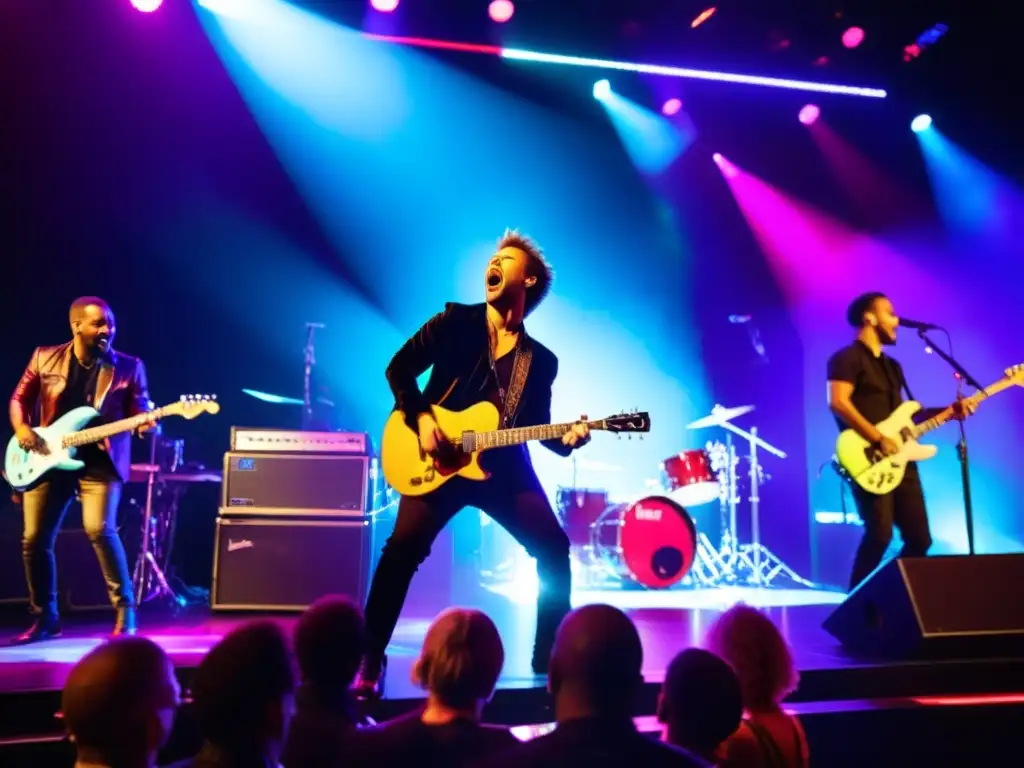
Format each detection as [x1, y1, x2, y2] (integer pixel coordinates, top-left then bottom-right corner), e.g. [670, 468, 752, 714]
[353, 654, 387, 700]
[11, 615, 62, 646]
[112, 607, 137, 637]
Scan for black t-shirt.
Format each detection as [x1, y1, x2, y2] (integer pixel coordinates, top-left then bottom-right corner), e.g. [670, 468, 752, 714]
[826, 341, 909, 431]
[345, 711, 520, 768]
[57, 355, 108, 469]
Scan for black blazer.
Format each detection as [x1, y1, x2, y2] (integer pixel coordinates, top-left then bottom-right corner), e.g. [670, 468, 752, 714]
[387, 302, 571, 458]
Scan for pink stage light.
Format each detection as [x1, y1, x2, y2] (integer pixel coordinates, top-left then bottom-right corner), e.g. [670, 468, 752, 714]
[842, 26, 865, 49]
[370, 0, 400, 12]
[662, 98, 682, 116]
[712, 153, 738, 178]
[488, 0, 515, 23]
[799, 104, 820, 125]
[130, 0, 163, 11]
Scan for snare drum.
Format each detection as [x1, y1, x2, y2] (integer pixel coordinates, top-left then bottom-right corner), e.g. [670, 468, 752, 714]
[662, 449, 720, 507]
[590, 496, 697, 589]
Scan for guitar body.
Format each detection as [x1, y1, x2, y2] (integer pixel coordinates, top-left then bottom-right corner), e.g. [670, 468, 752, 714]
[4, 406, 99, 491]
[835, 401, 939, 495]
[381, 402, 500, 497]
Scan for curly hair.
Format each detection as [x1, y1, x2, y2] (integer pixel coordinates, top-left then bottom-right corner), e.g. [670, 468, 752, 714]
[496, 228, 553, 315]
[705, 604, 799, 712]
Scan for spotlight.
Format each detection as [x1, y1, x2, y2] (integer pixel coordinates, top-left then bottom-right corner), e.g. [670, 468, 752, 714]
[911, 114, 932, 132]
[798, 104, 820, 125]
[691, 7, 716, 29]
[130, 0, 163, 10]
[712, 153, 723, 164]
[842, 27, 865, 49]
[593, 79, 611, 100]
[488, 0, 515, 23]
[662, 98, 682, 116]
[369, 0, 399, 12]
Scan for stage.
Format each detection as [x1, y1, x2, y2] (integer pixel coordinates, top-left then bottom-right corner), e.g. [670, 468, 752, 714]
[2, 588, 1024, 766]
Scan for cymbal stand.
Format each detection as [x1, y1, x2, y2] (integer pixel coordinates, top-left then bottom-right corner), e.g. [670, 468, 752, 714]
[302, 323, 324, 431]
[717, 422, 816, 588]
[133, 434, 185, 607]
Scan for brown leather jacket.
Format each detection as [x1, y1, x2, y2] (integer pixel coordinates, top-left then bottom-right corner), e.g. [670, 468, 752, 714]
[9, 342, 151, 483]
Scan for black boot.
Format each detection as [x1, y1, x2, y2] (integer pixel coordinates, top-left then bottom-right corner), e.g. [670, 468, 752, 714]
[112, 606, 137, 637]
[11, 614, 62, 646]
[353, 654, 387, 700]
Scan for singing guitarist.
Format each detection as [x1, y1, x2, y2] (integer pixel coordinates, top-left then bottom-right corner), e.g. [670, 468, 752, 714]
[827, 292, 973, 591]
[355, 230, 591, 697]
[8, 297, 153, 644]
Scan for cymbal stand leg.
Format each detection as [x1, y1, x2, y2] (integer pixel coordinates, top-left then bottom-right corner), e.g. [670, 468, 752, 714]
[749, 427, 761, 585]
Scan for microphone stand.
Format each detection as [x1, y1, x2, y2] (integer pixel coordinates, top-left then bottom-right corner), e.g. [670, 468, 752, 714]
[302, 323, 324, 431]
[917, 328, 984, 556]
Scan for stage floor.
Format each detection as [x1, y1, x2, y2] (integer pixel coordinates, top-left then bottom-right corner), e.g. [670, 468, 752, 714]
[0, 586, 847, 699]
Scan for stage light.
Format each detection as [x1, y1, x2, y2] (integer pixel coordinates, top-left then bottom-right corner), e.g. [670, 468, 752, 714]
[711, 152, 738, 178]
[488, 0, 515, 23]
[798, 104, 820, 125]
[842, 27, 864, 49]
[369, 0, 399, 12]
[361, 35, 888, 97]
[593, 79, 611, 100]
[130, 0, 163, 11]
[911, 114, 932, 132]
[691, 7, 716, 28]
[662, 98, 682, 116]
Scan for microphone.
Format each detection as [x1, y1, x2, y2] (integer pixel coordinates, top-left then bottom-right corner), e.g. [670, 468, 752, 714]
[899, 317, 940, 331]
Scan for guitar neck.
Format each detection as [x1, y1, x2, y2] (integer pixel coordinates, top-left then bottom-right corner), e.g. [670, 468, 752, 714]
[62, 407, 168, 449]
[466, 420, 603, 451]
[910, 378, 1011, 439]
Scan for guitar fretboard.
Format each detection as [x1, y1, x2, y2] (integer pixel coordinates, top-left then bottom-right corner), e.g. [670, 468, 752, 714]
[910, 379, 1012, 439]
[61, 406, 170, 449]
[462, 421, 602, 452]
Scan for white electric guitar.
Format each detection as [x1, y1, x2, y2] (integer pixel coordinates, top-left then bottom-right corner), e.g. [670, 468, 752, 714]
[4, 394, 220, 492]
[835, 364, 1024, 495]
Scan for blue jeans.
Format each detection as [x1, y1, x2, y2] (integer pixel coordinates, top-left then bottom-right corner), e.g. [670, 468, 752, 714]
[21, 469, 134, 615]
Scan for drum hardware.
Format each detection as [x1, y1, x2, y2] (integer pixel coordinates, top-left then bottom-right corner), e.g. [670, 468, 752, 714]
[133, 431, 186, 608]
[686, 404, 817, 589]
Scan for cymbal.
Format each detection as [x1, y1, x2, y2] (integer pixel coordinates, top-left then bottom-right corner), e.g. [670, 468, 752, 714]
[686, 404, 754, 430]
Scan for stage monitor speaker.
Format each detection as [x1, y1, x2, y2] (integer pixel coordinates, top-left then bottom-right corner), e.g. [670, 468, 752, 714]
[221, 453, 368, 516]
[212, 516, 370, 611]
[823, 554, 1024, 659]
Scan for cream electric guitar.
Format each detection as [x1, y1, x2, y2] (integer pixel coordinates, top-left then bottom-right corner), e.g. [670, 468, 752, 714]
[381, 401, 650, 496]
[835, 364, 1024, 495]
[4, 395, 220, 492]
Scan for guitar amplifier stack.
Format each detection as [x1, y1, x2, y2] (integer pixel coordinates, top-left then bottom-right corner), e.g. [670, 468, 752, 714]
[211, 427, 374, 611]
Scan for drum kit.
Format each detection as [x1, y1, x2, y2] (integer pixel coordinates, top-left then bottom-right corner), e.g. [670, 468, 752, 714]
[557, 403, 815, 591]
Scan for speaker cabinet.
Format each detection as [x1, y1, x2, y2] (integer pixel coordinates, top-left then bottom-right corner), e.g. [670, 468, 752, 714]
[823, 554, 1024, 659]
[221, 453, 368, 516]
[212, 516, 371, 611]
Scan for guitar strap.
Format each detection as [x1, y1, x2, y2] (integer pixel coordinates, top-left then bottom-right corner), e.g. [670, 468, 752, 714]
[489, 332, 533, 429]
[504, 338, 533, 428]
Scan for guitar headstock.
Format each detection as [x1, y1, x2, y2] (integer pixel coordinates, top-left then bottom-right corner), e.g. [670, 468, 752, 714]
[169, 394, 221, 419]
[602, 411, 651, 434]
[1004, 364, 1024, 387]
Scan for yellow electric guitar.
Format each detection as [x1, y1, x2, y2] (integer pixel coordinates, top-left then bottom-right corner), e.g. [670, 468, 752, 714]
[381, 401, 650, 496]
[835, 363, 1024, 495]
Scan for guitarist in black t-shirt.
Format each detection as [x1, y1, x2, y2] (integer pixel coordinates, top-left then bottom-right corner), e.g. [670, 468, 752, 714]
[826, 292, 973, 590]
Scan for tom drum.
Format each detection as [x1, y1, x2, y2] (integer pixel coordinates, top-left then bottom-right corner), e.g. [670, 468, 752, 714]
[662, 449, 720, 508]
[590, 496, 697, 589]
